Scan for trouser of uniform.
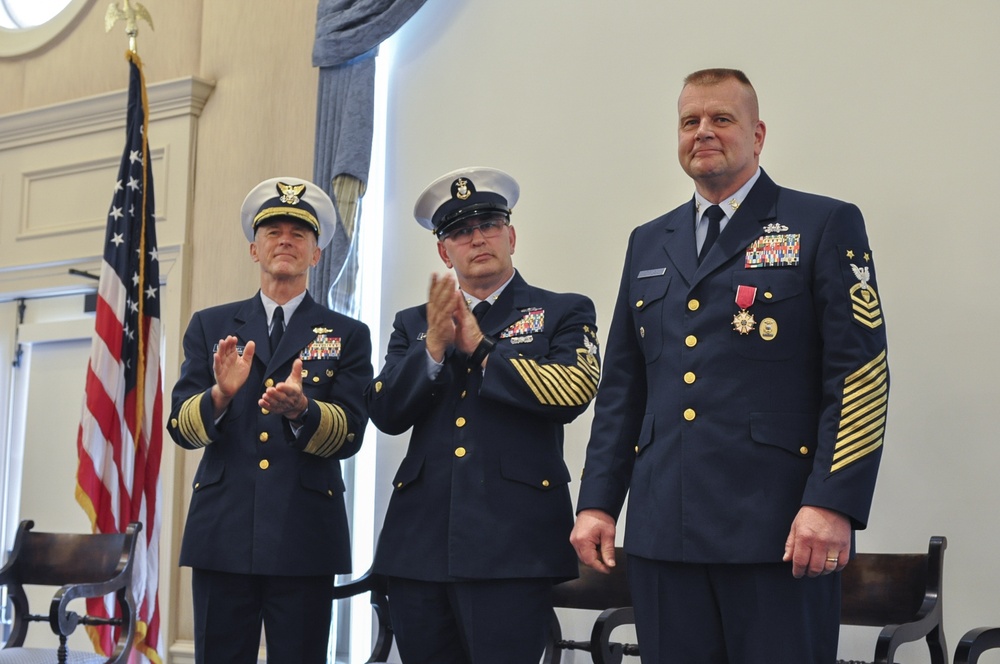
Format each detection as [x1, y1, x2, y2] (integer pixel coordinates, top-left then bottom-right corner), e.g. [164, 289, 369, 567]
[628, 555, 840, 664]
[191, 568, 334, 664]
[386, 576, 552, 664]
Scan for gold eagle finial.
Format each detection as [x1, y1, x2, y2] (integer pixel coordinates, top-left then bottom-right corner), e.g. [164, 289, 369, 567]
[105, 0, 154, 53]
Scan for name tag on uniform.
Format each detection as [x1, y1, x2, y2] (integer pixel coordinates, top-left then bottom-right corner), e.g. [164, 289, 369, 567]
[212, 343, 246, 355]
[637, 267, 667, 278]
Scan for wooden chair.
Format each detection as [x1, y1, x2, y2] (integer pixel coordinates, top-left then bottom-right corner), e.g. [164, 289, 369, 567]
[837, 535, 948, 664]
[543, 547, 638, 664]
[331, 569, 393, 663]
[0, 519, 141, 664]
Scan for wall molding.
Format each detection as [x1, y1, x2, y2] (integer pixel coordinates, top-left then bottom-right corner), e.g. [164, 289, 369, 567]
[0, 245, 178, 302]
[0, 76, 215, 150]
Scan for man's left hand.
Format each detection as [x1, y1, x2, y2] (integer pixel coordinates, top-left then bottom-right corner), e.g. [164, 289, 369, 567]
[259, 358, 309, 419]
[453, 294, 485, 356]
[782, 505, 851, 578]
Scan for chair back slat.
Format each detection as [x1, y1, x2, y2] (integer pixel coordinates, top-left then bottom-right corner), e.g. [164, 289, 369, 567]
[552, 548, 631, 611]
[17, 532, 129, 587]
[841, 552, 927, 626]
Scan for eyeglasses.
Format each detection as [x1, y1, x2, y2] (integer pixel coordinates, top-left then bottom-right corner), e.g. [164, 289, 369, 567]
[438, 215, 510, 244]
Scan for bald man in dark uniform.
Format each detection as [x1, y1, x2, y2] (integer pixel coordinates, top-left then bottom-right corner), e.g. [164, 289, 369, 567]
[572, 69, 888, 663]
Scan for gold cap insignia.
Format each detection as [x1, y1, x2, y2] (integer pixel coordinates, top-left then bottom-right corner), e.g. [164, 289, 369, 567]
[277, 182, 306, 205]
[454, 178, 471, 200]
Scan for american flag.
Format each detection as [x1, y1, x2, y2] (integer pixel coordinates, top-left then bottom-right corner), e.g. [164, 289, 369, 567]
[76, 52, 163, 664]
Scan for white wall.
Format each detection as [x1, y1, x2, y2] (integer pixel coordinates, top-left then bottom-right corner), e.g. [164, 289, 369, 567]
[375, 1, 1000, 660]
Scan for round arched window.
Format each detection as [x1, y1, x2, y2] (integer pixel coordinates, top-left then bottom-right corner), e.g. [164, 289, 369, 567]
[0, 0, 94, 58]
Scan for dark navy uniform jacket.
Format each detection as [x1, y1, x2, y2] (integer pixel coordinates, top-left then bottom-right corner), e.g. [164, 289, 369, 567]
[578, 170, 888, 564]
[369, 271, 601, 581]
[168, 292, 372, 576]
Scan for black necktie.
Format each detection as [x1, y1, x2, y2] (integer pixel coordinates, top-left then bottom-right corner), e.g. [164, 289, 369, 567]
[269, 306, 284, 352]
[698, 205, 725, 264]
[472, 300, 491, 323]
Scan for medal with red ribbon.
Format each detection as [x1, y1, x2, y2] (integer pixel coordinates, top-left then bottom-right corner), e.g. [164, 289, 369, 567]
[732, 285, 757, 334]
[735, 285, 757, 310]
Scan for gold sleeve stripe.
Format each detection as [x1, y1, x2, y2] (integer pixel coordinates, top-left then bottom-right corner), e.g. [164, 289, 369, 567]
[831, 350, 888, 473]
[842, 350, 889, 407]
[176, 393, 212, 448]
[508, 347, 599, 407]
[303, 401, 349, 458]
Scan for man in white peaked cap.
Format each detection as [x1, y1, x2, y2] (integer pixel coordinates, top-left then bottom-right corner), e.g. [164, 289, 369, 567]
[366, 166, 602, 663]
[168, 177, 373, 663]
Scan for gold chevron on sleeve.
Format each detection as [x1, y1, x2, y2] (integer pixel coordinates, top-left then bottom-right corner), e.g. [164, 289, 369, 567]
[509, 347, 600, 407]
[175, 393, 213, 448]
[831, 349, 888, 473]
[850, 283, 883, 329]
[303, 401, 349, 457]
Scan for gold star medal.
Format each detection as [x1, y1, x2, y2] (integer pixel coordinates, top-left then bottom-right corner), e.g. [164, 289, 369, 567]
[733, 284, 757, 335]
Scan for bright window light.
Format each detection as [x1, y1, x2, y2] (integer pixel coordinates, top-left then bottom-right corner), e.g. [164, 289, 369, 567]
[0, 0, 91, 57]
[0, 0, 73, 28]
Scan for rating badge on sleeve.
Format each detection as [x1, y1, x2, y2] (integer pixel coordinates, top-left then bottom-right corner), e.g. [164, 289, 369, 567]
[843, 247, 883, 329]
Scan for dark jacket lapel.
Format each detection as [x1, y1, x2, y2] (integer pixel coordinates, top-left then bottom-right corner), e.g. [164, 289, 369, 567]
[693, 169, 780, 283]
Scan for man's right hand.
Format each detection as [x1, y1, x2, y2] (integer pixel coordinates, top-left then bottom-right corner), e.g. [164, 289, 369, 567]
[211, 335, 254, 417]
[570, 509, 618, 574]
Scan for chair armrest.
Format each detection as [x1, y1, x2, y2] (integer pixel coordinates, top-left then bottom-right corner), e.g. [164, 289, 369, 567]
[873, 535, 948, 664]
[591, 606, 637, 664]
[0, 521, 33, 586]
[51, 566, 133, 635]
[49, 579, 138, 664]
[332, 569, 386, 600]
[332, 570, 392, 663]
[872, 595, 939, 647]
[954, 627, 1000, 664]
[875, 618, 947, 664]
[0, 525, 31, 649]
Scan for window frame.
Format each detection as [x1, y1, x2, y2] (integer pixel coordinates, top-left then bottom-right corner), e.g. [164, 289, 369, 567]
[0, 0, 95, 58]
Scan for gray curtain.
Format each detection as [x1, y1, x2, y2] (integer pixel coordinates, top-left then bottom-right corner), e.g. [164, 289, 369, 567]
[310, 5, 429, 656]
[310, 0, 429, 315]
